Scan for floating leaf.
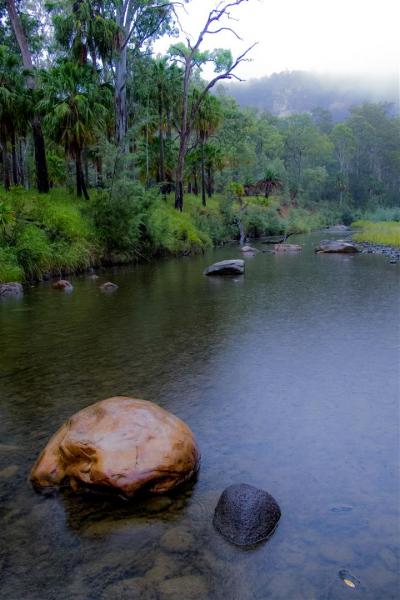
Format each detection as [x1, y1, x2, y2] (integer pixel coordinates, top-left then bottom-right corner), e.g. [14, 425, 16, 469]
[343, 578, 356, 589]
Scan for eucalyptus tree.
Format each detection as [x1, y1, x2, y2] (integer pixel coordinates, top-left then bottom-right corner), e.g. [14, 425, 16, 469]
[330, 124, 355, 206]
[169, 0, 256, 211]
[5, 0, 49, 192]
[39, 61, 112, 198]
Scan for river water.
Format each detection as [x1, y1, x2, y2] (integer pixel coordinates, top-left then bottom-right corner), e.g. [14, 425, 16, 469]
[0, 233, 399, 600]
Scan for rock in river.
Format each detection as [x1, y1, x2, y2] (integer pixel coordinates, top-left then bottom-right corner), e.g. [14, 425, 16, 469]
[100, 281, 118, 292]
[52, 279, 73, 291]
[30, 397, 200, 498]
[315, 240, 358, 254]
[213, 483, 281, 546]
[203, 259, 245, 276]
[0, 282, 23, 298]
[273, 243, 302, 252]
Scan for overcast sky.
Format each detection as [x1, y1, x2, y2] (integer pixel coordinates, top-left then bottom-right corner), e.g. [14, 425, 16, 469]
[154, 0, 399, 81]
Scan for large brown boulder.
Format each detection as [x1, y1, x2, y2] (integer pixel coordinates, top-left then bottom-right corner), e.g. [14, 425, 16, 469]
[30, 397, 200, 498]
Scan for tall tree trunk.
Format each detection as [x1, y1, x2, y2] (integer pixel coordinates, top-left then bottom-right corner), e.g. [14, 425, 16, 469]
[1, 136, 11, 191]
[6, 0, 49, 193]
[96, 155, 103, 188]
[158, 86, 165, 185]
[11, 130, 18, 185]
[193, 171, 198, 196]
[200, 136, 206, 207]
[175, 59, 191, 211]
[206, 165, 213, 198]
[75, 150, 89, 200]
[115, 43, 127, 146]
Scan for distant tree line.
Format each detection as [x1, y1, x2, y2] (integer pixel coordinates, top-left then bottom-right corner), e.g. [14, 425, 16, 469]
[0, 0, 399, 211]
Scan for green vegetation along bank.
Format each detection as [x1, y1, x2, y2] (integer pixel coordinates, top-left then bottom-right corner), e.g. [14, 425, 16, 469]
[1, 186, 341, 283]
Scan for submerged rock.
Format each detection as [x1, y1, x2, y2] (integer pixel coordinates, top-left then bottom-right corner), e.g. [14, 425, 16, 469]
[52, 279, 73, 291]
[100, 281, 118, 292]
[30, 396, 200, 498]
[240, 246, 258, 254]
[315, 240, 358, 254]
[203, 259, 245, 276]
[0, 282, 23, 298]
[213, 483, 281, 546]
[273, 243, 302, 252]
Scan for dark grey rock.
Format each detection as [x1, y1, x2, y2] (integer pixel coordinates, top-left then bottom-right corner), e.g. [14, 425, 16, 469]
[0, 282, 23, 298]
[213, 483, 281, 546]
[203, 260, 245, 276]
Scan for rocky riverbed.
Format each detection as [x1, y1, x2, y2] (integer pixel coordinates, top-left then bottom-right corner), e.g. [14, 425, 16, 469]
[353, 241, 400, 263]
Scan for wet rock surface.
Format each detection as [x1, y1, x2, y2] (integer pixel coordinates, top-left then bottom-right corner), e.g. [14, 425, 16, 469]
[213, 483, 281, 546]
[30, 396, 200, 498]
[203, 259, 244, 276]
[52, 280, 73, 291]
[0, 282, 23, 298]
[100, 282, 118, 292]
[316, 240, 359, 253]
[273, 243, 302, 252]
[203, 259, 245, 276]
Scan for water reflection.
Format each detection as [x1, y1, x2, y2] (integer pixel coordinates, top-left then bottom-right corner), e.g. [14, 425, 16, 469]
[1, 233, 399, 599]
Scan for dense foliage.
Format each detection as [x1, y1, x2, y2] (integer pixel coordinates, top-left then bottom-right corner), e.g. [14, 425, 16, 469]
[0, 0, 399, 281]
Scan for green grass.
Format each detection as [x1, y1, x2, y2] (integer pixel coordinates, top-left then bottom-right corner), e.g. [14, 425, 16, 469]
[352, 221, 400, 247]
[0, 186, 336, 282]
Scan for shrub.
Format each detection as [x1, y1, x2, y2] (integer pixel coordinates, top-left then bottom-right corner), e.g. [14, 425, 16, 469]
[0, 247, 23, 283]
[89, 182, 147, 260]
[15, 225, 53, 279]
[147, 202, 212, 255]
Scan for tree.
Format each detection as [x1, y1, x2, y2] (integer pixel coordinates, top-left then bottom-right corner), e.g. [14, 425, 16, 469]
[111, 0, 175, 147]
[169, 0, 256, 211]
[39, 61, 111, 198]
[193, 90, 223, 205]
[6, 0, 49, 192]
[330, 124, 355, 206]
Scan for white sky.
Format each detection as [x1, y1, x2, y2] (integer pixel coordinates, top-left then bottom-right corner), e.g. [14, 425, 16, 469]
[153, 0, 400, 80]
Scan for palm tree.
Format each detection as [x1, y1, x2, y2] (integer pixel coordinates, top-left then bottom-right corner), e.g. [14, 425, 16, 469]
[264, 168, 283, 198]
[193, 91, 223, 206]
[0, 46, 25, 190]
[39, 61, 111, 198]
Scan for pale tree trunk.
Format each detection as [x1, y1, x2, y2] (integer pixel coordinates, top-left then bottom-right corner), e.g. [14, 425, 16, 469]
[200, 135, 206, 207]
[6, 0, 49, 193]
[175, 58, 191, 211]
[115, 43, 128, 146]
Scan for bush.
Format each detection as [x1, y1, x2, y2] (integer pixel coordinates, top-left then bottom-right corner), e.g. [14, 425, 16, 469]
[0, 247, 23, 283]
[89, 182, 148, 260]
[147, 201, 212, 255]
[15, 225, 53, 279]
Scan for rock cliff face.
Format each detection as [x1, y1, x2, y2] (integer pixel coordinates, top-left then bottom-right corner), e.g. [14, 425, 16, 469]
[30, 397, 200, 498]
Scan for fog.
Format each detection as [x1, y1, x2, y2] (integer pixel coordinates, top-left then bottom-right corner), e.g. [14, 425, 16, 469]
[154, 0, 399, 83]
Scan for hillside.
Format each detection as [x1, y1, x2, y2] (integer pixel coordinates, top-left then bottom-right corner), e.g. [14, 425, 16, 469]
[220, 71, 399, 120]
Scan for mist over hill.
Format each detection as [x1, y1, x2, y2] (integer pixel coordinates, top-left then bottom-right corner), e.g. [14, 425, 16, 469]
[220, 71, 399, 120]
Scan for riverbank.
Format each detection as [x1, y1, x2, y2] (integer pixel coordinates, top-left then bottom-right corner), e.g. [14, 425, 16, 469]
[351, 220, 400, 263]
[0, 187, 330, 283]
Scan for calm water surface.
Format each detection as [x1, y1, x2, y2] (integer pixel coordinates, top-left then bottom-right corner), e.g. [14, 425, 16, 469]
[1, 233, 399, 600]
